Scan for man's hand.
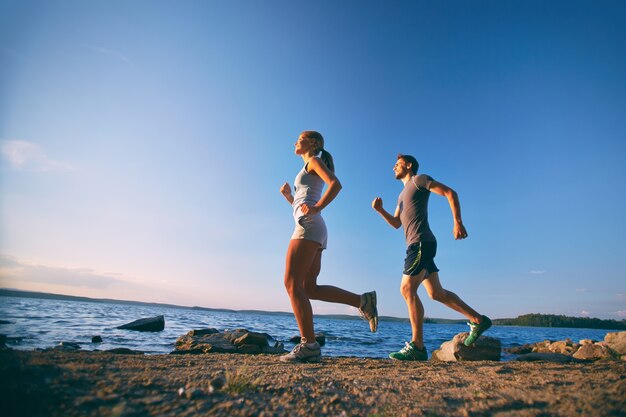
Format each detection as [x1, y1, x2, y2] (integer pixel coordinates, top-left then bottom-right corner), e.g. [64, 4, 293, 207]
[372, 197, 383, 212]
[454, 222, 468, 240]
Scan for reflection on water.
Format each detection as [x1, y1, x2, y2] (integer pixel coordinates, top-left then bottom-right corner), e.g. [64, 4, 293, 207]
[0, 296, 616, 359]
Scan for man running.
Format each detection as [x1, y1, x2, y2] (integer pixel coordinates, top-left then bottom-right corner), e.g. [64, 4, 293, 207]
[372, 154, 491, 360]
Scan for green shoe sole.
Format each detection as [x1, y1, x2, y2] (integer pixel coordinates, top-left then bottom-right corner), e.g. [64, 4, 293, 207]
[464, 315, 492, 346]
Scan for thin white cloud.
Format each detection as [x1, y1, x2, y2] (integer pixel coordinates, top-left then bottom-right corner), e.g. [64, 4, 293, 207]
[1, 140, 74, 172]
[0, 254, 194, 307]
[0, 254, 137, 290]
[617, 293, 626, 301]
[576, 288, 589, 293]
[580, 310, 590, 316]
[88, 45, 133, 65]
[617, 311, 626, 318]
[528, 270, 546, 275]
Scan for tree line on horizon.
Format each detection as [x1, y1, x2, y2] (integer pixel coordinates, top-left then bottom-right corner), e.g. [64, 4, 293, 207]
[492, 313, 626, 330]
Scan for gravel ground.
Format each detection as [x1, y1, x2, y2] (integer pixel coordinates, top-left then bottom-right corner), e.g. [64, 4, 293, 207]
[1, 349, 625, 417]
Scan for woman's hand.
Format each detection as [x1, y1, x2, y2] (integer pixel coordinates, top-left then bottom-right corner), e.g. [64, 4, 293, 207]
[280, 182, 294, 204]
[280, 182, 292, 196]
[300, 203, 320, 215]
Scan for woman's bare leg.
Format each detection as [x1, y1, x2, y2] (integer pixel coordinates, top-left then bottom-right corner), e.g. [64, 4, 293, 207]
[284, 239, 321, 341]
[303, 249, 360, 307]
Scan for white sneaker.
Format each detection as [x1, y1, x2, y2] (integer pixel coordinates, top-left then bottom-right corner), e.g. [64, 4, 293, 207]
[279, 338, 321, 363]
[359, 291, 378, 332]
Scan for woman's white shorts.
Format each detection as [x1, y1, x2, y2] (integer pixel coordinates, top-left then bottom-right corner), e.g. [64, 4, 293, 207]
[290, 214, 327, 249]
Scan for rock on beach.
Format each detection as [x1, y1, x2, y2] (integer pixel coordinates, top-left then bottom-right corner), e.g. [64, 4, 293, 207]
[116, 315, 165, 332]
[605, 331, 626, 355]
[431, 332, 501, 361]
[505, 331, 626, 362]
[173, 328, 286, 355]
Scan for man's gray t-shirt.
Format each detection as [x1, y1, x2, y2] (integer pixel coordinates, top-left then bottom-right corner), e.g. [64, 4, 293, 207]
[398, 174, 436, 245]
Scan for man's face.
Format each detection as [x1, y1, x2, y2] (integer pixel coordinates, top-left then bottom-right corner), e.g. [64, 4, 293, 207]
[393, 159, 411, 179]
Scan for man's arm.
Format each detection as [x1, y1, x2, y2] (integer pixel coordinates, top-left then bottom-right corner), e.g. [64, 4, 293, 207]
[372, 197, 402, 229]
[428, 180, 468, 240]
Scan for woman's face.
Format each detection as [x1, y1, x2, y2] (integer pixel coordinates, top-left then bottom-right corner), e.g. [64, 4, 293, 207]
[294, 135, 316, 155]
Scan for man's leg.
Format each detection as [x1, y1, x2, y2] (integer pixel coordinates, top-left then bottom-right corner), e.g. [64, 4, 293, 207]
[422, 272, 482, 323]
[400, 270, 427, 349]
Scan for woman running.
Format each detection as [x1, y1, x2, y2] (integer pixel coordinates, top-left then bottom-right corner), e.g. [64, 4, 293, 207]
[279, 130, 378, 363]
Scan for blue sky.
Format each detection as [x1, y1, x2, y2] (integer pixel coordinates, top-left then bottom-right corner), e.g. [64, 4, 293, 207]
[1, 0, 625, 320]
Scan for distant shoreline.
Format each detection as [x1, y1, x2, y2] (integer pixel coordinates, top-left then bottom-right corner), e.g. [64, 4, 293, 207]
[1, 288, 624, 330]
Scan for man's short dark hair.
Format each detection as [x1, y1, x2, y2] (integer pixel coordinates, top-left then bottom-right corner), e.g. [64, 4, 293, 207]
[397, 154, 419, 174]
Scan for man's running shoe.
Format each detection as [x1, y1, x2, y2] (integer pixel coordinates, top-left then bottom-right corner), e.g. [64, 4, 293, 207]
[389, 341, 427, 361]
[359, 291, 378, 332]
[464, 315, 492, 346]
[279, 338, 321, 363]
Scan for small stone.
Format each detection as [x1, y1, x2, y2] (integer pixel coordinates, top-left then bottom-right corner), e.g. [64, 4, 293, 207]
[177, 387, 185, 397]
[209, 375, 226, 392]
[106, 348, 144, 355]
[92, 335, 103, 343]
[55, 342, 81, 351]
[185, 388, 203, 399]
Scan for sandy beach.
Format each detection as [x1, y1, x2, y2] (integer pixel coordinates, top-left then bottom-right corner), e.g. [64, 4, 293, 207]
[2, 349, 624, 417]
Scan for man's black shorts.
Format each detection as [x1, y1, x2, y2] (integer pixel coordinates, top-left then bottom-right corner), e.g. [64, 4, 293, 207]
[403, 241, 439, 276]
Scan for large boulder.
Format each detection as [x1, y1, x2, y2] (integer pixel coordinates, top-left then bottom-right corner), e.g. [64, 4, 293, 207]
[173, 328, 286, 355]
[233, 331, 269, 348]
[572, 342, 614, 361]
[189, 328, 219, 336]
[604, 331, 626, 356]
[431, 333, 501, 362]
[175, 332, 238, 354]
[117, 315, 165, 332]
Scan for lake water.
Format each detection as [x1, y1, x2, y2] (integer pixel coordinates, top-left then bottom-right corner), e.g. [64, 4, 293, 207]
[0, 296, 617, 360]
